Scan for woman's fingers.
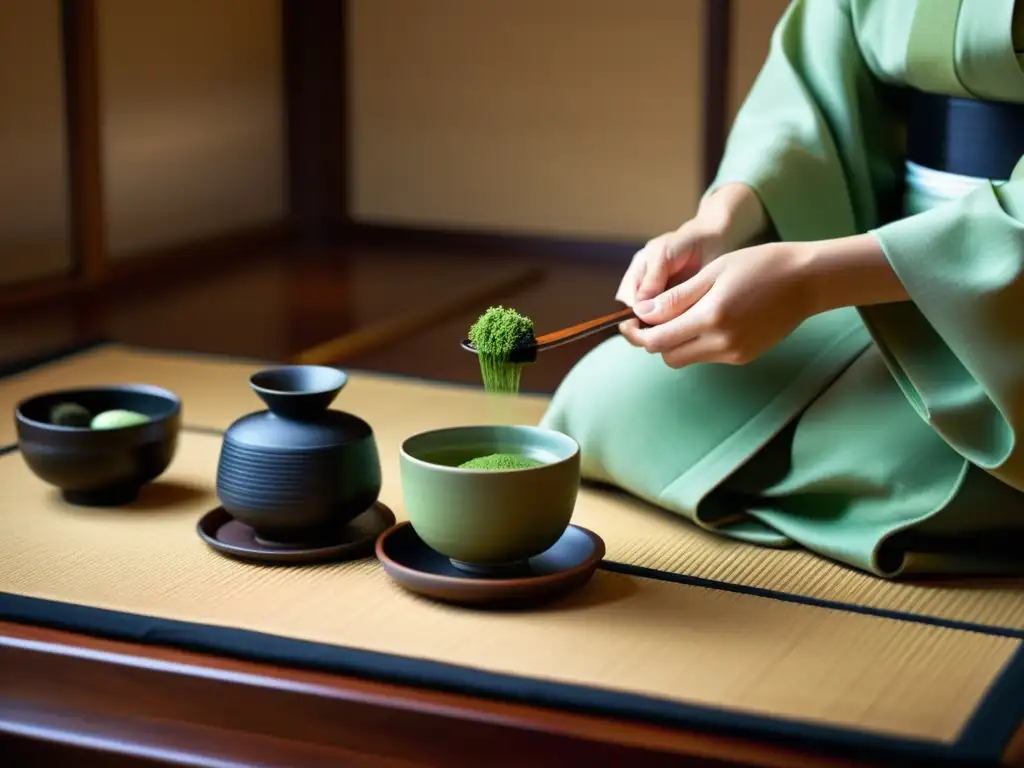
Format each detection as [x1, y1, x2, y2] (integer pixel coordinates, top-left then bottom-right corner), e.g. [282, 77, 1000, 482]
[623, 274, 721, 356]
[618, 317, 644, 346]
[614, 246, 650, 305]
[617, 228, 699, 306]
[633, 270, 714, 327]
[624, 303, 707, 354]
[619, 318, 647, 347]
[636, 227, 698, 301]
[621, 302, 706, 350]
[621, 319, 728, 368]
[660, 334, 730, 368]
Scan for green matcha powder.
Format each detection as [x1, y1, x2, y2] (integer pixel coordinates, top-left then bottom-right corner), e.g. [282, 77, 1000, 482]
[467, 306, 536, 394]
[459, 453, 543, 470]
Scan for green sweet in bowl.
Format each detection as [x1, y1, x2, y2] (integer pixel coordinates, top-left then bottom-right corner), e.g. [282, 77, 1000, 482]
[399, 425, 580, 570]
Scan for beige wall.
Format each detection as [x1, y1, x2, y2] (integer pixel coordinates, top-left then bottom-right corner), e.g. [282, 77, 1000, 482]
[97, 0, 286, 258]
[0, 0, 72, 286]
[349, 0, 704, 241]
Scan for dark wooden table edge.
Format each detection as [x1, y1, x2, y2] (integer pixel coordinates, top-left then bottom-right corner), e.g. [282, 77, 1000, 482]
[0, 619, 883, 768]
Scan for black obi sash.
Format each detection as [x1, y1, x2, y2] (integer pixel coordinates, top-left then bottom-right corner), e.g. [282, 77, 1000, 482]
[906, 89, 1024, 180]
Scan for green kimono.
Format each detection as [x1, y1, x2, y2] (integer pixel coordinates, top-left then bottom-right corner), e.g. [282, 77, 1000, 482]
[540, 0, 1024, 578]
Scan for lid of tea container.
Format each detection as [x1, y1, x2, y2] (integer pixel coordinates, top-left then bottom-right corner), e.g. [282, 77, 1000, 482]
[224, 365, 373, 450]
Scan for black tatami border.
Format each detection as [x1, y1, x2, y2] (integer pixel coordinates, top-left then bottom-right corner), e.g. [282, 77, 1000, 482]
[1, 340, 1023, 764]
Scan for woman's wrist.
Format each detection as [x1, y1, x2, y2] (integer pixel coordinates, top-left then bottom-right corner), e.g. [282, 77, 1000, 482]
[801, 233, 910, 313]
[699, 183, 770, 252]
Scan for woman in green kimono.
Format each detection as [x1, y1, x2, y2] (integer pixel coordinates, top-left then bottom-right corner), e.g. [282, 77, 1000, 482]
[540, 0, 1024, 578]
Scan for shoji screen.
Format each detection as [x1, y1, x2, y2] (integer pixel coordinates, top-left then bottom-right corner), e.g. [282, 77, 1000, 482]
[349, 0, 704, 240]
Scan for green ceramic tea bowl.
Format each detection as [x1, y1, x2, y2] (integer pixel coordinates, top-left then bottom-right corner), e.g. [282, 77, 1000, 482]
[399, 425, 580, 572]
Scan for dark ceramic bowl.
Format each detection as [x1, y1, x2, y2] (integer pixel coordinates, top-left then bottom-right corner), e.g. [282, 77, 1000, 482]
[15, 384, 182, 506]
[215, 365, 383, 545]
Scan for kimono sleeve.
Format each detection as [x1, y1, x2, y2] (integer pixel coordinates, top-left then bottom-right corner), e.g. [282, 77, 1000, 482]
[706, 0, 895, 240]
[861, 166, 1024, 490]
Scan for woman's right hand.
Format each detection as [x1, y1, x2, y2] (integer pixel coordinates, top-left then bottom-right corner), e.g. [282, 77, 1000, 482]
[615, 183, 768, 308]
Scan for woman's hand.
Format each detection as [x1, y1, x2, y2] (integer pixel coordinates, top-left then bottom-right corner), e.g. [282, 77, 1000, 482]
[615, 183, 769, 309]
[620, 233, 908, 369]
[621, 242, 814, 367]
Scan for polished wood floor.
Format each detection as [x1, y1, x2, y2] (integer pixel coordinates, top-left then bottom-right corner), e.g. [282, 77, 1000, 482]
[345, 260, 624, 392]
[4, 241, 628, 394]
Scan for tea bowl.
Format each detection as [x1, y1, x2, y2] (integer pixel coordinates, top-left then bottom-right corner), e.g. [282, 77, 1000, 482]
[15, 384, 182, 506]
[399, 425, 580, 573]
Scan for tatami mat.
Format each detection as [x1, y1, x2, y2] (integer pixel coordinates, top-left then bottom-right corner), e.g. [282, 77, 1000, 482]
[0, 431, 1016, 747]
[3, 344, 1024, 634]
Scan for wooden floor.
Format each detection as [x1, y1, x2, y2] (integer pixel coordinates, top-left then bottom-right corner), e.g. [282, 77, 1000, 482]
[4, 240, 628, 394]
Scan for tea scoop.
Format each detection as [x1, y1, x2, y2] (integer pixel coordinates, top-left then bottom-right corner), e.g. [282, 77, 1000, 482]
[461, 306, 639, 363]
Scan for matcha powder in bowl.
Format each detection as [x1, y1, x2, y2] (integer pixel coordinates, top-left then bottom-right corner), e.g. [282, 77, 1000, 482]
[458, 453, 543, 470]
[467, 306, 536, 394]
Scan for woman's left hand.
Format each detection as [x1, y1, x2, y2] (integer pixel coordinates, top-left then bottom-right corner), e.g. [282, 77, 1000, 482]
[620, 241, 820, 368]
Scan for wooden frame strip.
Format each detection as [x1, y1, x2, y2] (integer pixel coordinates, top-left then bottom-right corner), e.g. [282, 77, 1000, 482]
[59, 0, 106, 287]
[282, 0, 349, 242]
[701, 0, 733, 190]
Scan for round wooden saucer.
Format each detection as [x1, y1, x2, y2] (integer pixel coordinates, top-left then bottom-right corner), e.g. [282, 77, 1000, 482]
[376, 521, 605, 608]
[197, 502, 396, 565]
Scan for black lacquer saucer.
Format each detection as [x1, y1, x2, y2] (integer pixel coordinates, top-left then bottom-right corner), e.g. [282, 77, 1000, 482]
[197, 502, 396, 565]
[376, 522, 605, 607]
